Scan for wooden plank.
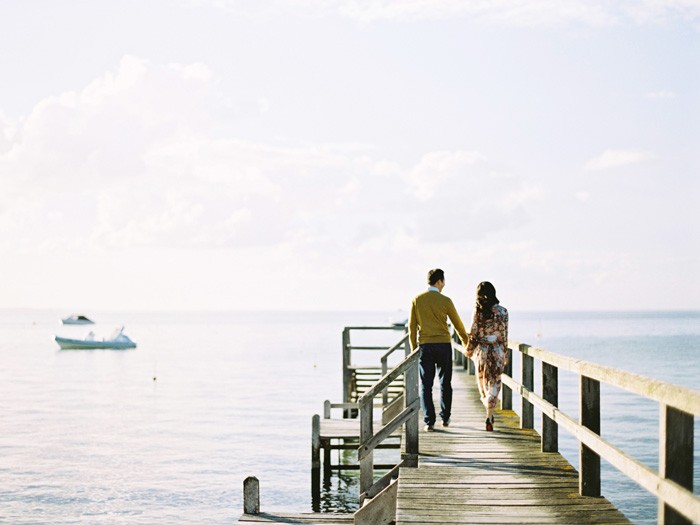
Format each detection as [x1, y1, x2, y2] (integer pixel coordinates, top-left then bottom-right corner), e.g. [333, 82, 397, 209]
[238, 512, 354, 523]
[395, 367, 631, 525]
[354, 478, 398, 525]
[502, 376, 700, 523]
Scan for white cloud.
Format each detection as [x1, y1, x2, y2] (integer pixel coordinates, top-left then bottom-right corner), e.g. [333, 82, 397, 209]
[645, 90, 677, 99]
[0, 56, 540, 264]
[196, 0, 700, 26]
[584, 149, 658, 170]
[407, 150, 486, 201]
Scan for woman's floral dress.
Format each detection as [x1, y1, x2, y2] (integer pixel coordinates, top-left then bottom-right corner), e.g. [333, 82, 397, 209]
[465, 304, 509, 411]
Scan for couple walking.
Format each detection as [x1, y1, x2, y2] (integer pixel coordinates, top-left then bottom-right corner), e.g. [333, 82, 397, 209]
[408, 268, 509, 432]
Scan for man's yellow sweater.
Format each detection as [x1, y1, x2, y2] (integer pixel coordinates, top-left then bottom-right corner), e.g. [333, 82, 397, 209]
[408, 289, 469, 350]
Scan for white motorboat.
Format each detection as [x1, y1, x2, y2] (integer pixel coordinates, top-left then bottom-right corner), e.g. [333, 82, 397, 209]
[55, 327, 136, 350]
[61, 314, 95, 325]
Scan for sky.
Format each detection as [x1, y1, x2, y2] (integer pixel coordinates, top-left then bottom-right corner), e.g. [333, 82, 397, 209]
[0, 0, 698, 313]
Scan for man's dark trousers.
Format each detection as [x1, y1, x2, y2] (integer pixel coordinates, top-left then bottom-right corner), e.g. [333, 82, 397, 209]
[418, 342, 453, 426]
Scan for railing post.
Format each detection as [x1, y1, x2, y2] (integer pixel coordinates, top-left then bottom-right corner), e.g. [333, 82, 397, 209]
[381, 355, 389, 407]
[403, 354, 419, 467]
[311, 414, 320, 510]
[659, 404, 694, 525]
[521, 344, 533, 429]
[359, 396, 374, 496]
[453, 332, 464, 367]
[580, 375, 601, 497]
[342, 328, 351, 418]
[243, 476, 260, 515]
[542, 362, 558, 452]
[501, 346, 513, 411]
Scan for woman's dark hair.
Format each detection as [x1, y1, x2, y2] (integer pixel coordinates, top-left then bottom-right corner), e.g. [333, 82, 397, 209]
[476, 281, 499, 320]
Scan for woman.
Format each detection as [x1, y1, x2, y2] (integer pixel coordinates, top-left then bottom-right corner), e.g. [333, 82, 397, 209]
[464, 281, 509, 431]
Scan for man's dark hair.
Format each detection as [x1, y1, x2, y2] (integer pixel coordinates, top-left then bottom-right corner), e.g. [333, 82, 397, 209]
[427, 268, 444, 286]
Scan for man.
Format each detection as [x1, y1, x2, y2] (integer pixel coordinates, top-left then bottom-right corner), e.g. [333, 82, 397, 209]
[409, 268, 470, 431]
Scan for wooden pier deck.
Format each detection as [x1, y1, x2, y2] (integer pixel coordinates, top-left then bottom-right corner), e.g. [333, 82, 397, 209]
[395, 366, 631, 524]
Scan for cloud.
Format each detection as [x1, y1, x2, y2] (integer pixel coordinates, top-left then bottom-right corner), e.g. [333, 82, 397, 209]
[584, 149, 658, 170]
[645, 90, 677, 99]
[407, 150, 486, 201]
[196, 0, 700, 27]
[0, 55, 540, 261]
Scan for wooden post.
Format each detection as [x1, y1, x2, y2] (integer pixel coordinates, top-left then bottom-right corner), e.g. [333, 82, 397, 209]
[381, 355, 389, 407]
[659, 404, 694, 525]
[501, 346, 512, 411]
[359, 397, 374, 495]
[542, 361, 558, 452]
[521, 344, 533, 429]
[243, 476, 260, 515]
[580, 375, 601, 497]
[311, 414, 321, 510]
[403, 354, 419, 467]
[342, 328, 351, 418]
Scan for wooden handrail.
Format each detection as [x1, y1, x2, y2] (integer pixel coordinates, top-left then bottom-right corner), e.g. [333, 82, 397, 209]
[359, 350, 420, 403]
[380, 333, 409, 361]
[357, 332, 420, 505]
[358, 398, 419, 461]
[501, 374, 700, 523]
[343, 326, 409, 410]
[510, 340, 700, 415]
[504, 342, 700, 525]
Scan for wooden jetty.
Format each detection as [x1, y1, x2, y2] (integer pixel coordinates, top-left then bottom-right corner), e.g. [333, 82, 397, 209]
[239, 324, 700, 525]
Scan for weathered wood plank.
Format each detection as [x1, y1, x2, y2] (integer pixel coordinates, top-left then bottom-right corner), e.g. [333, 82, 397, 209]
[395, 367, 631, 524]
[238, 512, 353, 523]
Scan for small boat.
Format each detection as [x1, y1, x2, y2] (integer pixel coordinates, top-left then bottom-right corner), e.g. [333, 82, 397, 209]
[55, 327, 136, 350]
[62, 314, 95, 325]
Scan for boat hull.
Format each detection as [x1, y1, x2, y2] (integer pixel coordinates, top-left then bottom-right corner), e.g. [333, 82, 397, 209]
[61, 316, 95, 325]
[54, 336, 136, 350]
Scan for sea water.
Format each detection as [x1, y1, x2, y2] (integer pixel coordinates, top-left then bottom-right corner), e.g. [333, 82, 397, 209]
[0, 309, 698, 524]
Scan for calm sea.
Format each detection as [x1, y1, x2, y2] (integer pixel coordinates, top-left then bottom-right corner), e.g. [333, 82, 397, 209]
[0, 309, 698, 524]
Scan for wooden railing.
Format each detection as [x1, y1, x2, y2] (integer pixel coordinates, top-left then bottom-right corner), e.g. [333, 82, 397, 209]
[342, 325, 409, 414]
[354, 333, 420, 524]
[470, 340, 700, 525]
